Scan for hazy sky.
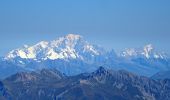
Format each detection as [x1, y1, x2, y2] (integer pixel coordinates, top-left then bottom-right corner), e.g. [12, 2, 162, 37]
[0, 0, 170, 56]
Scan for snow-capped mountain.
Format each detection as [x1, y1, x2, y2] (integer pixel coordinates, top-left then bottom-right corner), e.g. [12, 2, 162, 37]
[0, 34, 113, 78]
[0, 34, 170, 79]
[5, 34, 106, 61]
[120, 44, 167, 59]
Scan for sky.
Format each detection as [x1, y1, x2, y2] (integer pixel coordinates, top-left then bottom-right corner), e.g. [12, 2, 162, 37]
[0, 0, 170, 56]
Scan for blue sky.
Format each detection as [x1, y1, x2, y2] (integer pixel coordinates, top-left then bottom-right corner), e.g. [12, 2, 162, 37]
[0, 0, 170, 56]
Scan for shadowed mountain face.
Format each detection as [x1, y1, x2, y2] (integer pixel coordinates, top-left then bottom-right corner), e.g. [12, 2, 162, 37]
[2, 67, 170, 100]
[0, 81, 11, 100]
[151, 70, 170, 80]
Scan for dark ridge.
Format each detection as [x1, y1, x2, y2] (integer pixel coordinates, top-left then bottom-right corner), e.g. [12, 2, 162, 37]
[2, 67, 170, 100]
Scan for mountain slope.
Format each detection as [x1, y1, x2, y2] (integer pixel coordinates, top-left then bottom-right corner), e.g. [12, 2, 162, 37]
[151, 70, 170, 80]
[5, 34, 106, 61]
[0, 81, 11, 100]
[3, 67, 170, 100]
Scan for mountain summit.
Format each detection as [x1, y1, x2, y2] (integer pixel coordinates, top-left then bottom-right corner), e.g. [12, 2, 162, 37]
[120, 44, 167, 59]
[5, 34, 105, 60]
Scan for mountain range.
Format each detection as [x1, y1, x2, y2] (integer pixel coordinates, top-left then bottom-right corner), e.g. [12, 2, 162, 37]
[1, 67, 170, 100]
[0, 34, 170, 79]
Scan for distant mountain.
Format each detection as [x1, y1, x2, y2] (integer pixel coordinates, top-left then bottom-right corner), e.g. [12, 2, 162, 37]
[151, 70, 170, 80]
[119, 44, 170, 75]
[0, 34, 170, 79]
[5, 34, 106, 60]
[3, 67, 170, 100]
[120, 44, 167, 59]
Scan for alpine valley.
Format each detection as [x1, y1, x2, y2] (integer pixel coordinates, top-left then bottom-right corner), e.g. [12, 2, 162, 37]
[0, 34, 170, 79]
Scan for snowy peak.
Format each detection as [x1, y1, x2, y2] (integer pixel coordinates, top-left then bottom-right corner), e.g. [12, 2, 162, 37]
[143, 44, 154, 58]
[65, 34, 82, 41]
[143, 44, 154, 53]
[51, 34, 84, 50]
[5, 34, 105, 61]
[35, 41, 49, 48]
[121, 44, 166, 59]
